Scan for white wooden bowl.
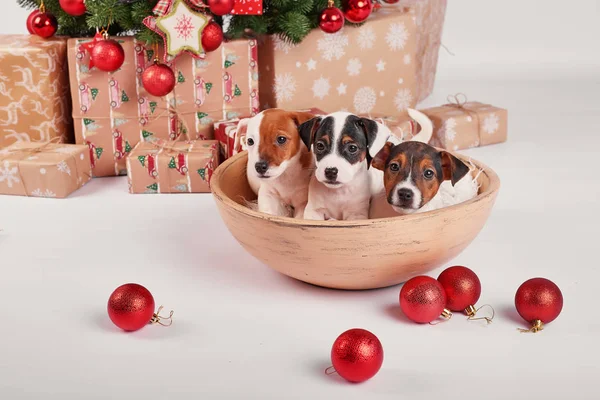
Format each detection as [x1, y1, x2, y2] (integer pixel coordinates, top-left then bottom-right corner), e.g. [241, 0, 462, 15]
[211, 152, 500, 290]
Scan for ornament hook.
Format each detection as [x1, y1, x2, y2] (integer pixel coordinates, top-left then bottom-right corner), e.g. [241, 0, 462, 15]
[324, 366, 337, 375]
[466, 304, 495, 324]
[150, 305, 174, 327]
[518, 319, 544, 333]
[429, 308, 453, 325]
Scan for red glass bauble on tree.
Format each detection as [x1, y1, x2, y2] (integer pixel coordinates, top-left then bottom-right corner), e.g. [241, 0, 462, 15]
[329, 328, 383, 383]
[382, 0, 400, 3]
[207, 0, 235, 16]
[201, 21, 223, 53]
[59, 0, 87, 16]
[32, 12, 58, 38]
[91, 38, 125, 72]
[107, 283, 156, 331]
[515, 278, 563, 333]
[320, 3, 345, 34]
[438, 266, 482, 313]
[344, 0, 373, 23]
[400, 275, 452, 323]
[142, 62, 176, 97]
[26, 10, 42, 34]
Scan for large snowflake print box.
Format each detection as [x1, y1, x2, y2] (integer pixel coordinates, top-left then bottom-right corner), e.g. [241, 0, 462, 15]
[258, 4, 446, 115]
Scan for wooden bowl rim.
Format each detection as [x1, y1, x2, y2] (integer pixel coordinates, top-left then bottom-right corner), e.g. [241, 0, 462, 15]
[211, 151, 501, 228]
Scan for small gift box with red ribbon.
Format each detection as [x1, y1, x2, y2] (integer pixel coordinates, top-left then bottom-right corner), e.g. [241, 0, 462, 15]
[0, 141, 92, 198]
[422, 95, 508, 151]
[126, 139, 219, 194]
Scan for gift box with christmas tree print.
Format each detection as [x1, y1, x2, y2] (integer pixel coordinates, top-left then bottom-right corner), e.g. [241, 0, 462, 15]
[257, 1, 446, 116]
[0, 35, 73, 149]
[126, 139, 219, 194]
[67, 37, 259, 177]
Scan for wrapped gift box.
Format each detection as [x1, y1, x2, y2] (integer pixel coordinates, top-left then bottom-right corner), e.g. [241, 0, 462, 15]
[422, 100, 508, 151]
[67, 37, 259, 177]
[231, 0, 263, 15]
[0, 35, 73, 148]
[126, 139, 219, 194]
[258, 1, 446, 115]
[0, 142, 91, 198]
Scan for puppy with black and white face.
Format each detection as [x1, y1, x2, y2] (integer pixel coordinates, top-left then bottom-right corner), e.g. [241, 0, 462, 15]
[371, 141, 475, 215]
[299, 111, 384, 220]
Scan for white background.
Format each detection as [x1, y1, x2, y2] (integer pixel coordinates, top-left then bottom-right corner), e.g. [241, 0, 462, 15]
[1, 1, 600, 399]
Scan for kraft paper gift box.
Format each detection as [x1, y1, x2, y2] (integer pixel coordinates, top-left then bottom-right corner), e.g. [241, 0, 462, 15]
[0, 35, 73, 149]
[126, 139, 219, 194]
[0, 142, 92, 198]
[422, 99, 508, 151]
[258, 1, 446, 115]
[68, 37, 259, 177]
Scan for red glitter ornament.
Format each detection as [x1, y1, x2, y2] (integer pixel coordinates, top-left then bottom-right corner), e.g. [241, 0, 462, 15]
[32, 12, 58, 38]
[207, 0, 235, 16]
[320, 2, 345, 34]
[26, 10, 42, 34]
[59, 0, 87, 16]
[515, 278, 563, 333]
[91, 38, 125, 72]
[201, 21, 223, 52]
[344, 0, 373, 24]
[400, 275, 452, 324]
[142, 62, 176, 97]
[107, 283, 173, 332]
[328, 328, 383, 383]
[438, 266, 481, 312]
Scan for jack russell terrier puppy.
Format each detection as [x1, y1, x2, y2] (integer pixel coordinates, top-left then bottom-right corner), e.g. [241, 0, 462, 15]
[370, 141, 479, 215]
[239, 108, 317, 218]
[298, 110, 434, 221]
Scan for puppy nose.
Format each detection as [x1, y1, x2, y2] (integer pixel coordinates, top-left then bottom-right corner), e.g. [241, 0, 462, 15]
[398, 188, 413, 201]
[324, 167, 338, 180]
[255, 161, 268, 174]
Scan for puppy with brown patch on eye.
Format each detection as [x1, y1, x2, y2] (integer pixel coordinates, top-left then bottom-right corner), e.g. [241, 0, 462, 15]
[371, 141, 479, 215]
[238, 108, 317, 218]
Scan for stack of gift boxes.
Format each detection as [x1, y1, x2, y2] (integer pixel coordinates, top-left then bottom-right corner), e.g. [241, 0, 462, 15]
[0, 0, 507, 199]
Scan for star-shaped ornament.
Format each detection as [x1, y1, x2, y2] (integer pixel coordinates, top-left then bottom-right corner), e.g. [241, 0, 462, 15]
[81, 32, 104, 69]
[155, 0, 210, 60]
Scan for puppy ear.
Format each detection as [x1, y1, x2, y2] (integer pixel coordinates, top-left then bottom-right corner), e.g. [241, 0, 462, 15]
[440, 151, 470, 186]
[298, 117, 321, 150]
[236, 118, 249, 137]
[371, 141, 394, 171]
[289, 111, 317, 127]
[358, 117, 379, 148]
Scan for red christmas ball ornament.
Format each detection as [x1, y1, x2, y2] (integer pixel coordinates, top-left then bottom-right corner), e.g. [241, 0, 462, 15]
[26, 10, 42, 34]
[142, 62, 176, 97]
[32, 12, 58, 39]
[59, 0, 87, 16]
[328, 328, 383, 383]
[382, 0, 400, 3]
[91, 38, 125, 72]
[201, 21, 223, 53]
[107, 283, 173, 332]
[400, 275, 452, 324]
[207, 0, 235, 16]
[320, 3, 345, 34]
[438, 266, 482, 313]
[344, 0, 373, 24]
[515, 278, 563, 333]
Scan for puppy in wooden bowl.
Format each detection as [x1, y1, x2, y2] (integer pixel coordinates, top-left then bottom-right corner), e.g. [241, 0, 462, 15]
[370, 141, 480, 216]
[239, 109, 318, 218]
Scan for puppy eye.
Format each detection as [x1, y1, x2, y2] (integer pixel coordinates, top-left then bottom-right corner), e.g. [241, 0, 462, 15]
[424, 169, 435, 179]
[356, 120, 364, 128]
[347, 144, 358, 154]
[276, 136, 287, 145]
[247, 138, 254, 146]
[389, 162, 400, 172]
[315, 142, 326, 152]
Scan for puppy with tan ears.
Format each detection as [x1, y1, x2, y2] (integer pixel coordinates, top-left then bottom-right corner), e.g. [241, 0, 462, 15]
[238, 109, 317, 218]
[370, 141, 478, 215]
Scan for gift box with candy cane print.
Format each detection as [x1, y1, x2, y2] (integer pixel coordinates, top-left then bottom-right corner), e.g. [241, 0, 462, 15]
[67, 37, 259, 177]
[126, 139, 219, 194]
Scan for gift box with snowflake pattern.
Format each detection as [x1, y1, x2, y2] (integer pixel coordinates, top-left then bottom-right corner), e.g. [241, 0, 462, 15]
[0, 142, 92, 198]
[126, 139, 219, 194]
[258, 1, 446, 116]
[67, 37, 259, 177]
[423, 101, 508, 151]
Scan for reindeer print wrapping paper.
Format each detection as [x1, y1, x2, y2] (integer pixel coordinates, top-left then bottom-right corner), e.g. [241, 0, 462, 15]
[0, 35, 73, 149]
[68, 37, 259, 177]
[126, 139, 219, 194]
